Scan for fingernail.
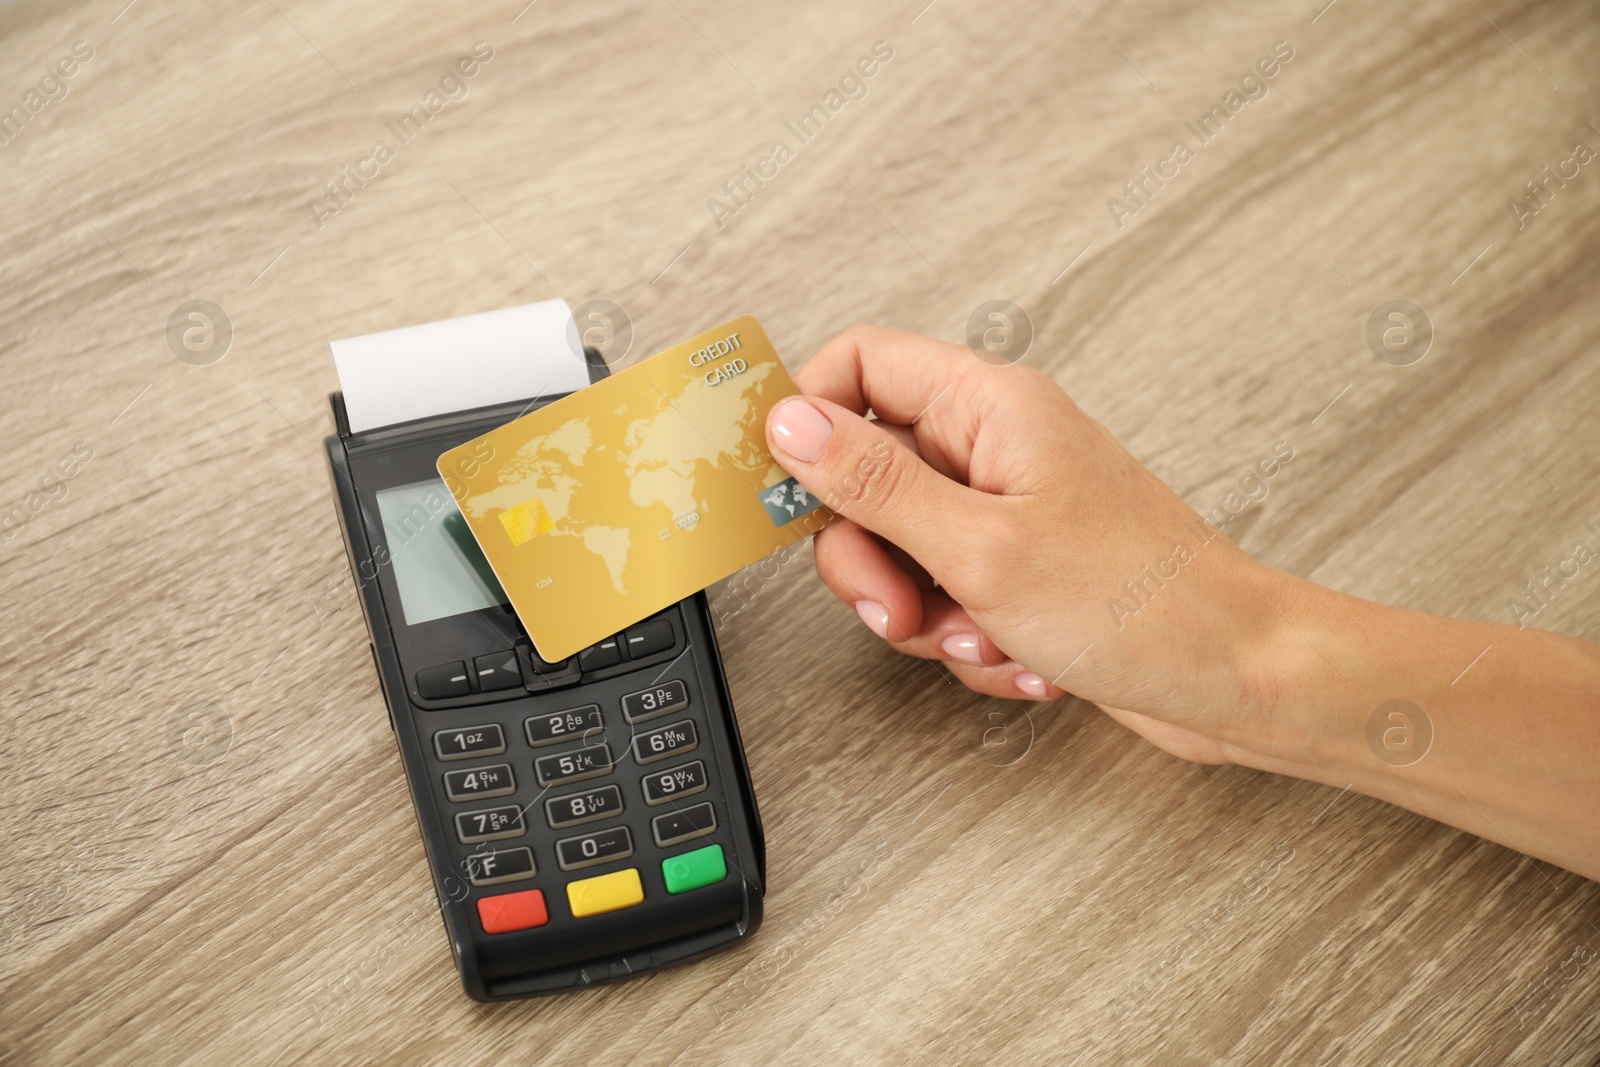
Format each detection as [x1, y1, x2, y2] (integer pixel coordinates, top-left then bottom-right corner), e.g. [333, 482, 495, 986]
[1015, 672, 1050, 699]
[770, 398, 833, 462]
[854, 600, 889, 638]
[940, 633, 985, 664]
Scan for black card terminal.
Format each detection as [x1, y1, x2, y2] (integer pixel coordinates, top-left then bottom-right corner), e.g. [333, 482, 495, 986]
[323, 369, 765, 1000]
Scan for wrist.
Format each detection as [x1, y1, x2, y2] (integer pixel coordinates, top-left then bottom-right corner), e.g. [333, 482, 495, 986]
[1203, 560, 1600, 879]
[1216, 566, 1380, 777]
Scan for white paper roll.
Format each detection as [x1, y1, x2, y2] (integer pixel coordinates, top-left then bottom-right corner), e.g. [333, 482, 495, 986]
[330, 299, 590, 432]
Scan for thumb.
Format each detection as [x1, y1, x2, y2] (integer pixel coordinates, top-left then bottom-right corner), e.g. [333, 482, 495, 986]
[766, 395, 988, 577]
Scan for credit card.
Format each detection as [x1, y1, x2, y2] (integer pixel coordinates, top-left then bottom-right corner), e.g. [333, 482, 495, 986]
[438, 315, 833, 662]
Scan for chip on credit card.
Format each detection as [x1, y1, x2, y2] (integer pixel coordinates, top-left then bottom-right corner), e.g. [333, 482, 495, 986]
[437, 315, 834, 662]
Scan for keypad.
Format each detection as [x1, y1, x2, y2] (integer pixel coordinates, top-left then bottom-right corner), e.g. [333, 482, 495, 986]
[631, 719, 698, 765]
[444, 763, 515, 802]
[652, 802, 717, 847]
[555, 826, 634, 871]
[525, 705, 604, 748]
[467, 847, 537, 886]
[620, 679, 688, 724]
[534, 744, 614, 787]
[545, 784, 624, 830]
[642, 760, 708, 805]
[434, 724, 506, 761]
[423, 655, 735, 935]
[455, 805, 526, 844]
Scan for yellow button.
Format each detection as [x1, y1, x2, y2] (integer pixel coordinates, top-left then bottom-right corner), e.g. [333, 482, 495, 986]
[566, 867, 644, 918]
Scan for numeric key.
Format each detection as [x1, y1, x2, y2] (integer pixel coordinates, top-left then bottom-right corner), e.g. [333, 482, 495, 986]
[631, 719, 698, 765]
[621, 679, 688, 724]
[433, 724, 506, 761]
[443, 763, 515, 801]
[545, 784, 625, 829]
[455, 805, 526, 844]
[555, 826, 634, 871]
[526, 705, 604, 748]
[534, 744, 614, 787]
[641, 760, 707, 805]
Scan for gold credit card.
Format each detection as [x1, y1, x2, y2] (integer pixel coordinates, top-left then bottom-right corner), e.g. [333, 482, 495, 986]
[438, 315, 834, 661]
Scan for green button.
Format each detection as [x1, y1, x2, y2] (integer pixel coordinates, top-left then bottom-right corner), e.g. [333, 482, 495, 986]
[662, 844, 726, 894]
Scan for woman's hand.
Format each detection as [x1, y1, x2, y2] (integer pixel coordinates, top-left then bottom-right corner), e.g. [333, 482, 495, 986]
[764, 325, 1600, 881]
[763, 325, 1298, 766]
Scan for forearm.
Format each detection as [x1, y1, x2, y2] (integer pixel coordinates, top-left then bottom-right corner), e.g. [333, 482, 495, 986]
[1226, 571, 1600, 880]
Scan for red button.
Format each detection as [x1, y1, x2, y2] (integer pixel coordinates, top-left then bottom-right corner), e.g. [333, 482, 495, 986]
[477, 888, 548, 934]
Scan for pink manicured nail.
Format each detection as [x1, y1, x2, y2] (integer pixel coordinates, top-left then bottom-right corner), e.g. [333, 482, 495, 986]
[940, 633, 985, 664]
[854, 600, 889, 638]
[770, 398, 834, 462]
[1015, 672, 1049, 698]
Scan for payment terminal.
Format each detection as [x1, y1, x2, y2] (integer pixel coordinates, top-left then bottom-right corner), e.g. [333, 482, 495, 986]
[322, 348, 765, 999]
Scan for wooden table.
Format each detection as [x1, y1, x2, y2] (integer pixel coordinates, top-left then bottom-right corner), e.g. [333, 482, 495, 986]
[4, 0, 1597, 1062]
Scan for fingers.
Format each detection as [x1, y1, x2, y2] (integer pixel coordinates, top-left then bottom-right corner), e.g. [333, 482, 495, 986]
[875, 419, 919, 456]
[945, 660, 1067, 702]
[830, 572, 1061, 700]
[874, 416, 967, 483]
[794, 325, 976, 423]
[767, 394, 995, 580]
[891, 592, 1009, 666]
[839, 586, 1065, 700]
[812, 519, 926, 640]
[815, 529, 1008, 665]
[783, 324, 1071, 705]
[794, 325, 987, 485]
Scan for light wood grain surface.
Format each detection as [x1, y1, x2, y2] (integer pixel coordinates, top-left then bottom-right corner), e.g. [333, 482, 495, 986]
[3, 0, 1598, 1063]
